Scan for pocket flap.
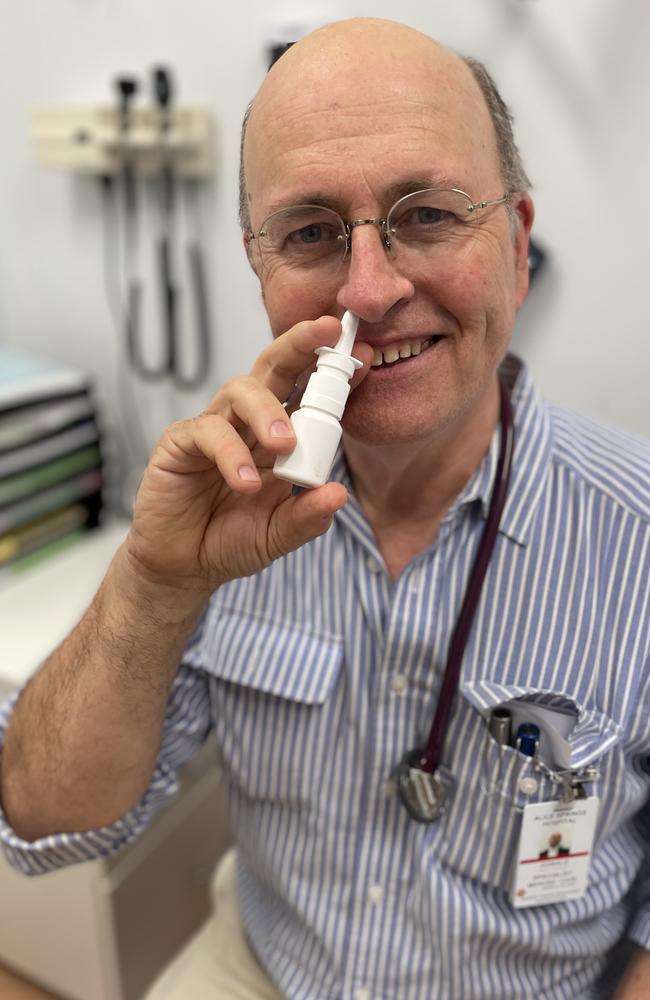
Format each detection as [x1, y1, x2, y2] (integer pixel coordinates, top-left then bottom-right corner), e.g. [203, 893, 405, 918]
[185, 607, 344, 705]
[460, 679, 621, 769]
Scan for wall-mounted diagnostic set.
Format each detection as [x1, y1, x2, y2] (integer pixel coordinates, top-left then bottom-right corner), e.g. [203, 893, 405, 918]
[30, 66, 214, 391]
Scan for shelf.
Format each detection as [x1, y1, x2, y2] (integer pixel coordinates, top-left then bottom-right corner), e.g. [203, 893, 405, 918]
[0, 519, 130, 691]
[31, 106, 214, 178]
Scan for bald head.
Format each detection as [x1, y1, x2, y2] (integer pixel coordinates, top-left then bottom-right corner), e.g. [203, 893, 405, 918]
[239, 18, 529, 231]
[255, 19, 472, 116]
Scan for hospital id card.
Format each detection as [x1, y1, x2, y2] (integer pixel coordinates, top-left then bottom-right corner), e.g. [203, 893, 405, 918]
[510, 796, 598, 909]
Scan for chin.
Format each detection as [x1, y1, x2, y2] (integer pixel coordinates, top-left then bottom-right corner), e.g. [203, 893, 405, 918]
[341, 392, 446, 447]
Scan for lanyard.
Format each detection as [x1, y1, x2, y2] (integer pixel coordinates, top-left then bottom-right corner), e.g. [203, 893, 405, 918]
[398, 379, 515, 822]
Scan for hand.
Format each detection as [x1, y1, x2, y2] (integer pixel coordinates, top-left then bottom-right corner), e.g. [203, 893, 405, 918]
[125, 316, 372, 591]
[612, 946, 650, 999]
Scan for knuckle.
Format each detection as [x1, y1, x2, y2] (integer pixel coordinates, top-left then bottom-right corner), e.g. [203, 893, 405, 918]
[217, 434, 245, 463]
[202, 376, 247, 414]
[255, 340, 297, 381]
[164, 417, 190, 440]
[188, 412, 212, 434]
[217, 377, 240, 402]
[225, 374, 258, 395]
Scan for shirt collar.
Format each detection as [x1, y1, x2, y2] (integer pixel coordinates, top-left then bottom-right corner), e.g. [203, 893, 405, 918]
[496, 354, 553, 546]
[332, 354, 552, 550]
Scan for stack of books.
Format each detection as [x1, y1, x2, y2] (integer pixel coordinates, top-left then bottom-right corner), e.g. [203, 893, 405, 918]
[0, 349, 104, 575]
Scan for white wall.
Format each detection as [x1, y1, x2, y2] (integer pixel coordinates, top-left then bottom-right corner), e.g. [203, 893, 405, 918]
[1, 0, 648, 507]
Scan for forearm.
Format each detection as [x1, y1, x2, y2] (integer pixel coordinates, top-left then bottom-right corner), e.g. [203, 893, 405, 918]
[0, 317, 358, 843]
[613, 946, 650, 999]
[0, 541, 209, 841]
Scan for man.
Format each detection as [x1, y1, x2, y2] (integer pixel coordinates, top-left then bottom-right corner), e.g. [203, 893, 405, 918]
[539, 832, 570, 859]
[1, 17, 649, 1000]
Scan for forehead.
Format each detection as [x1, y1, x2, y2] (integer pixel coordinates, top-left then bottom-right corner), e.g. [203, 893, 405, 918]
[245, 47, 501, 220]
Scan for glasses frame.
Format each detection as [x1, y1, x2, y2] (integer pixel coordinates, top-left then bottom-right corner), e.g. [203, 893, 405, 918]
[247, 187, 513, 264]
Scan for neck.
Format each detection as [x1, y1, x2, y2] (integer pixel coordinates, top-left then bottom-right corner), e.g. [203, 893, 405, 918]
[343, 376, 501, 578]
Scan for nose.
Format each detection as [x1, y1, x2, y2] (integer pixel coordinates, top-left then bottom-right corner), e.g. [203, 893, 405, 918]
[335, 223, 415, 323]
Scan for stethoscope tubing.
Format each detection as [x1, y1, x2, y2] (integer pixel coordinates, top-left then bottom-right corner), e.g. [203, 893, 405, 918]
[417, 379, 514, 775]
[120, 149, 212, 389]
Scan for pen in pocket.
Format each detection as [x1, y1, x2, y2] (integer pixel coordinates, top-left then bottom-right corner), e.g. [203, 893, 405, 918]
[488, 706, 512, 746]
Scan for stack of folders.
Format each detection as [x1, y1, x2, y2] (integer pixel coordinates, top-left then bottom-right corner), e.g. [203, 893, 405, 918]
[0, 348, 104, 578]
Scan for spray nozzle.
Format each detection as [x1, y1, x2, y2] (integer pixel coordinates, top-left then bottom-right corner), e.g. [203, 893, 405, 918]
[334, 310, 359, 355]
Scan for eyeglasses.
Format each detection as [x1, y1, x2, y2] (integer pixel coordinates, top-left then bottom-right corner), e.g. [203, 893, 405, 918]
[247, 188, 511, 276]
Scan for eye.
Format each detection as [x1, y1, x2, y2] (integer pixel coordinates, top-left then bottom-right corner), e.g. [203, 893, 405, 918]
[287, 223, 332, 245]
[393, 205, 455, 233]
[281, 220, 344, 262]
[387, 189, 474, 243]
[258, 205, 346, 268]
[414, 206, 446, 225]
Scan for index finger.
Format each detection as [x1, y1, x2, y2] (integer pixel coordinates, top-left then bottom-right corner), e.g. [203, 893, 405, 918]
[250, 316, 343, 401]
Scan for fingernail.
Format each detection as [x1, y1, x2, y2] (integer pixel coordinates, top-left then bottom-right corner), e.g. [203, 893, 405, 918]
[238, 465, 260, 482]
[270, 420, 294, 439]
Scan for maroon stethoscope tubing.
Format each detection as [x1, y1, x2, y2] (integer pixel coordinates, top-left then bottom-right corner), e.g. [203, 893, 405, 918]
[420, 380, 514, 773]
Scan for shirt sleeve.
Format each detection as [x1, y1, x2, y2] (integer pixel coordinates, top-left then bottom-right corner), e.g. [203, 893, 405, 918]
[625, 782, 650, 949]
[0, 658, 212, 876]
[625, 655, 650, 949]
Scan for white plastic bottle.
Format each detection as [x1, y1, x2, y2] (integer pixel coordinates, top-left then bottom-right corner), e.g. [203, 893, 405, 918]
[273, 311, 362, 488]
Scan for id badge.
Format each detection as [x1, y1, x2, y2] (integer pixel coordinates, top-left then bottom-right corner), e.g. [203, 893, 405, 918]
[511, 796, 599, 909]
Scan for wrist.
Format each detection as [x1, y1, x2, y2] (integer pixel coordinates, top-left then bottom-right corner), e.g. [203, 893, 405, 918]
[110, 538, 213, 627]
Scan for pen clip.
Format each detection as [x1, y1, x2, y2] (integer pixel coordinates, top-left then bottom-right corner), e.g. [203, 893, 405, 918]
[545, 766, 600, 803]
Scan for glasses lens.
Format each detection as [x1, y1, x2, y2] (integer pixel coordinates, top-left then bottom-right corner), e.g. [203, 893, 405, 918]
[259, 206, 346, 269]
[387, 189, 476, 246]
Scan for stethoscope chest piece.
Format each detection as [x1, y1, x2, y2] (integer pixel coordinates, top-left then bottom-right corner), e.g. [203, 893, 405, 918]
[397, 749, 446, 823]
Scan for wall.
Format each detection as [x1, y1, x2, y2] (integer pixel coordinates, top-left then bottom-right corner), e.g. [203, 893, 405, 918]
[0, 0, 648, 508]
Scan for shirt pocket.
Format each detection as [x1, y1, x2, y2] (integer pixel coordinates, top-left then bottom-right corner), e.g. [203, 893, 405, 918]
[197, 609, 344, 805]
[434, 680, 622, 892]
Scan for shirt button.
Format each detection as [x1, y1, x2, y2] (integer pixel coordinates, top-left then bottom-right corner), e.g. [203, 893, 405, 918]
[368, 883, 384, 905]
[354, 989, 371, 1000]
[380, 779, 396, 798]
[365, 556, 382, 574]
[518, 776, 538, 796]
[391, 673, 407, 693]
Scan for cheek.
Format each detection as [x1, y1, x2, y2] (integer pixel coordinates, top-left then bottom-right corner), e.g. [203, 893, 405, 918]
[431, 242, 518, 332]
[262, 274, 337, 338]
[421, 263, 495, 328]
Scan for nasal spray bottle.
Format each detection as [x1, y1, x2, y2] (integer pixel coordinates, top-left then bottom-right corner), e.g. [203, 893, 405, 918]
[273, 311, 362, 488]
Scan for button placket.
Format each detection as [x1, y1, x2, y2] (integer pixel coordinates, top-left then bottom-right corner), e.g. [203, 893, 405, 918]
[390, 673, 408, 694]
[380, 778, 396, 798]
[345, 533, 389, 645]
[365, 555, 382, 575]
[367, 883, 384, 905]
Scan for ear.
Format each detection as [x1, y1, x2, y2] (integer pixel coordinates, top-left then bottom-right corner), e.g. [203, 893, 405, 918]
[243, 230, 260, 276]
[511, 192, 535, 311]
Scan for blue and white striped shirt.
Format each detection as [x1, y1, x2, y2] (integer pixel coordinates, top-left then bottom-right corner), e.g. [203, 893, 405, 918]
[2, 357, 650, 999]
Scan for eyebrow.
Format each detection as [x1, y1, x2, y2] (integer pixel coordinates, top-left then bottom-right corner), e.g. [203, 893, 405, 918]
[264, 175, 461, 217]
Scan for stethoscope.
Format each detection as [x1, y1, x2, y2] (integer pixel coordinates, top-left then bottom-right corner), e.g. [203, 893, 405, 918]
[397, 378, 515, 822]
[115, 68, 212, 391]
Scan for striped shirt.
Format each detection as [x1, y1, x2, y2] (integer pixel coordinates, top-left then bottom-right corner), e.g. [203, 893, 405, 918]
[2, 357, 650, 999]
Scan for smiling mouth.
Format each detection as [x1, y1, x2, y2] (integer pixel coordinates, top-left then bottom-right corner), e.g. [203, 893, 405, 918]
[370, 335, 443, 368]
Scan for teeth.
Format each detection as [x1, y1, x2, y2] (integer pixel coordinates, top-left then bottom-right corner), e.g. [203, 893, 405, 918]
[370, 337, 434, 368]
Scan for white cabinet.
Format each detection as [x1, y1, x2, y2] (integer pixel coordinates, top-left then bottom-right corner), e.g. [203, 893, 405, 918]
[0, 523, 231, 1000]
